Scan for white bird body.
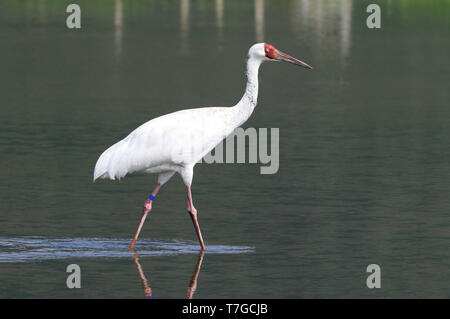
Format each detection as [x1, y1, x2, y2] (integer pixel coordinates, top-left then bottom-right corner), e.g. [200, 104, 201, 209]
[93, 43, 312, 250]
[93, 105, 254, 183]
[94, 47, 262, 185]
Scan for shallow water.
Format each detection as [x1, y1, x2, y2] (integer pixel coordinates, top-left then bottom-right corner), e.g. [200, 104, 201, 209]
[0, 237, 254, 262]
[0, 0, 449, 298]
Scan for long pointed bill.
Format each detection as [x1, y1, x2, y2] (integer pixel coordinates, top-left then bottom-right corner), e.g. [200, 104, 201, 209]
[275, 51, 313, 69]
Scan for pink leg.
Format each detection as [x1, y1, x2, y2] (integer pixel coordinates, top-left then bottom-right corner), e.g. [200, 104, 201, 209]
[129, 183, 161, 250]
[186, 187, 206, 250]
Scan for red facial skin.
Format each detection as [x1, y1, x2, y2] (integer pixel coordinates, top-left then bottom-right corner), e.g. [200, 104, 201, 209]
[264, 43, 277, 59]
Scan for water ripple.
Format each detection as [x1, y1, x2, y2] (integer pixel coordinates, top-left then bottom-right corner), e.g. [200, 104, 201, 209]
[0, 237, 254, 262]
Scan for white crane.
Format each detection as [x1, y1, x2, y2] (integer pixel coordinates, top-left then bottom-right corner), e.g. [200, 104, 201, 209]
[93, 43, 312, 250]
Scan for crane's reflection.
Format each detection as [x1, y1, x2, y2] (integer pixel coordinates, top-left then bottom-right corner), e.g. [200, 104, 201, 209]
[186, 250, 205, 299]
[132, 251, 153, 298]
[132, 250, 205, 299]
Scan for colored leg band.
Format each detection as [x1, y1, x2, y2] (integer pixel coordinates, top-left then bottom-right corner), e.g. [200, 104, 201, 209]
[149, 195, 155, 201]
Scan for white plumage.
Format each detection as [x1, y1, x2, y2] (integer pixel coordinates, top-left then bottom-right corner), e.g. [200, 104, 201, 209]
[94, 44, 266, 187]
[92, 43, 312, 250]
[94, 106, 248, 184]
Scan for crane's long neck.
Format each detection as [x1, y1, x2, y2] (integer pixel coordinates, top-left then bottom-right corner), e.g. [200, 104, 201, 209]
[230, 57, 262, 127]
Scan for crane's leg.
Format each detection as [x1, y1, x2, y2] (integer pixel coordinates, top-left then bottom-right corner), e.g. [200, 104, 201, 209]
[186, 186, 206, 250]
[129, 183, 161, 250]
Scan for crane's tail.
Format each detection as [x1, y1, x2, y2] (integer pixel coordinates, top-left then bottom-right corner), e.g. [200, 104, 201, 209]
[93, 141, 124, 182]
[94, 131, 157, 182]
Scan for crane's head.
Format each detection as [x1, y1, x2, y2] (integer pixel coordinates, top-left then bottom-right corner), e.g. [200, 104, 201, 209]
[248, 43, 313, 69]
